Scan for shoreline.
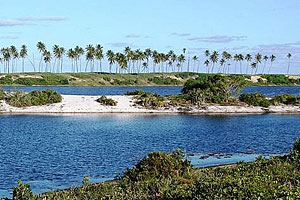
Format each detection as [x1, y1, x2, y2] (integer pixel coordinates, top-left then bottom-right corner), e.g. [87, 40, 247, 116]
[1, 95, 300, 114]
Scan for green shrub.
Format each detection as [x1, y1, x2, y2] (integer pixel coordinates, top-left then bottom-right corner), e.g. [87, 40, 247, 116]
[270, 94, 298, 105]
[13, 180, 33, 200]
[123, 149, 191, 182]
[261, 74, 291, 85]
[175, 72, 195, 79]
[239, 93, 270, 107]
[148, 77, 181, 85]
[13, 78, 48, 86]
[292, 138, 300, 153]
[7, 89, 62, 107]
[182, 75, 242, 104]
[135, 92, 167, 108]
[96, 96, 117, 106]
[0, 88, 4, 100]
[125, 89, 146, 95]
[0, 75, 13, 85]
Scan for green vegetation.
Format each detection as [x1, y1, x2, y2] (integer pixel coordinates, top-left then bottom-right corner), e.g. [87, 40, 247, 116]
[0, 73, 299, 86]
[6, 89, 62, 107]
[261, 74, 300, 85]
[125, 89, 146, 95]
[240, 93, 299, 107]
[0, 88, 4, 100]
[239, 93, 270, 107]
[182, 74, 246, 104]
[270, 94, 299, 105]
[6, 137, 300, 200]
[96, 96, 117, 106]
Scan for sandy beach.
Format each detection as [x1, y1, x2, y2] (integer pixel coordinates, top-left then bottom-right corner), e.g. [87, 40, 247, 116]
[0, 95, 300, 114]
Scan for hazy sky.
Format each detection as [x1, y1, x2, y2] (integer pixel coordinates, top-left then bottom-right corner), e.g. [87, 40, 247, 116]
[0, 0, 300, 73]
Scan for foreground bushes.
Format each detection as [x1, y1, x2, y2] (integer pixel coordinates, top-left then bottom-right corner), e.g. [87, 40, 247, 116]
[6, 89, 62, 107]
[96, 96, 117, 106]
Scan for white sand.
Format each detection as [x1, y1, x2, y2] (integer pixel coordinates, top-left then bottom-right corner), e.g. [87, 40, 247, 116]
[0, 95, 300, 114]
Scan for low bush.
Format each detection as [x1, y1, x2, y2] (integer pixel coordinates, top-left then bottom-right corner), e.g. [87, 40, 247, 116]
[13, 78, 48, 86]
[182, 75, 243, 104]
[7, 89, 62, 107]
[0, 75, 13, 85]
[148, 77, 181, 85]
[239, 93, 270, 107]
[124, 89, 146, 95]
[135, 92, 167, 108]
[13, 180, 33, 200]
[0, 88, 4, 100]
[270, 94, 298, 105]
[261, 74, 292, 85]
[96, 96, 117, 106]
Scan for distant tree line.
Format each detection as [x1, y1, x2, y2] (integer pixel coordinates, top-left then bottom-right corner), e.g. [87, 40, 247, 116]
[0, 42, 295, 75]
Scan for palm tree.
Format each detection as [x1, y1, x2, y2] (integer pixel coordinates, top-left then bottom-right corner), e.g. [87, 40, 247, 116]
[20, 45, 28, 73]
[287, 53, 292, 74]
[251, 62, 257, 75]
[224, 52, 232, 74]
[95, 44, 104, 72]
[106, 50, 115, 73]
[144, 48, 152, 73]
[1, 48, 11, 73]
[37, 41, 46, 72]
[255, 53, 262, 75]
[219, 58, 226, 73]
[59, 47, 65, 73]
[52, 45, 60, 73]
[192, 55, 198, 72]
[43, 50, 51, 72]
[262, 55, 269, 74]
[85, 45, 95, 72]
[204, 60, 210, 73]
[177, 54, 185, 72]
[10, 46, 18, 73]
[238, 54, 244, 74]
[67, 49, 75, 73]
[268, 55, 276, 74]
[209, 51, 219, 73]
[233, 54, 239, 74]
[245, 54, 252, 74]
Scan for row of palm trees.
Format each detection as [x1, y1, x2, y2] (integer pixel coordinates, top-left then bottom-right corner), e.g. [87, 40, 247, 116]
[0, 42, 294, 75]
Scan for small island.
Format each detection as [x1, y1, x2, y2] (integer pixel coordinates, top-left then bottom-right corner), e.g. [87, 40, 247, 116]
[1, 74, 299, 114]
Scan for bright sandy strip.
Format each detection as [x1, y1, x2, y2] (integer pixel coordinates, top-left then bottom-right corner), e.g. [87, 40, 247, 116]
[0, 95, 300, 114]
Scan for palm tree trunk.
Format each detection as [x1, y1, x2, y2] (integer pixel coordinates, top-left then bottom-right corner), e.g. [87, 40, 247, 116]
[268, 62, 273, 74]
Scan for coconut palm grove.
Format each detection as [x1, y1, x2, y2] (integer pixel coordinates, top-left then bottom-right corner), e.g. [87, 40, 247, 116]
[0, 43, 296, 75]
[1, 0, 300, 199]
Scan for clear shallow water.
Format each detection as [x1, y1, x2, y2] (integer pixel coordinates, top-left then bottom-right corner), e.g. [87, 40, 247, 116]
[2, 86, 300, 96]
[0, 114, 300, 197]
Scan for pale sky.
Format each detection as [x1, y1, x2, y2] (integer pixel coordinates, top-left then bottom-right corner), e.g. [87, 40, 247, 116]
[0, 0, 300, 73]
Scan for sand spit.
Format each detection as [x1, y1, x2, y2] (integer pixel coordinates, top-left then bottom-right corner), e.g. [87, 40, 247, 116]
[0, 95, 300, 114]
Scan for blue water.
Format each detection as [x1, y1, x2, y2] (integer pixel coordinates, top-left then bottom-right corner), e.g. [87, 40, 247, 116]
[1, 86, 182, 96]
[0, 114, 300, 197]
[2, 86, 300, 97]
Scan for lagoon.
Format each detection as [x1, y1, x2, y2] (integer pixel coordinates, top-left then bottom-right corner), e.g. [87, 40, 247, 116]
[0, 113, 300, 197]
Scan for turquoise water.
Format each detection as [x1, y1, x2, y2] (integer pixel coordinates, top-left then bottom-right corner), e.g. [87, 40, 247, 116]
[0, 114, 300, 197]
